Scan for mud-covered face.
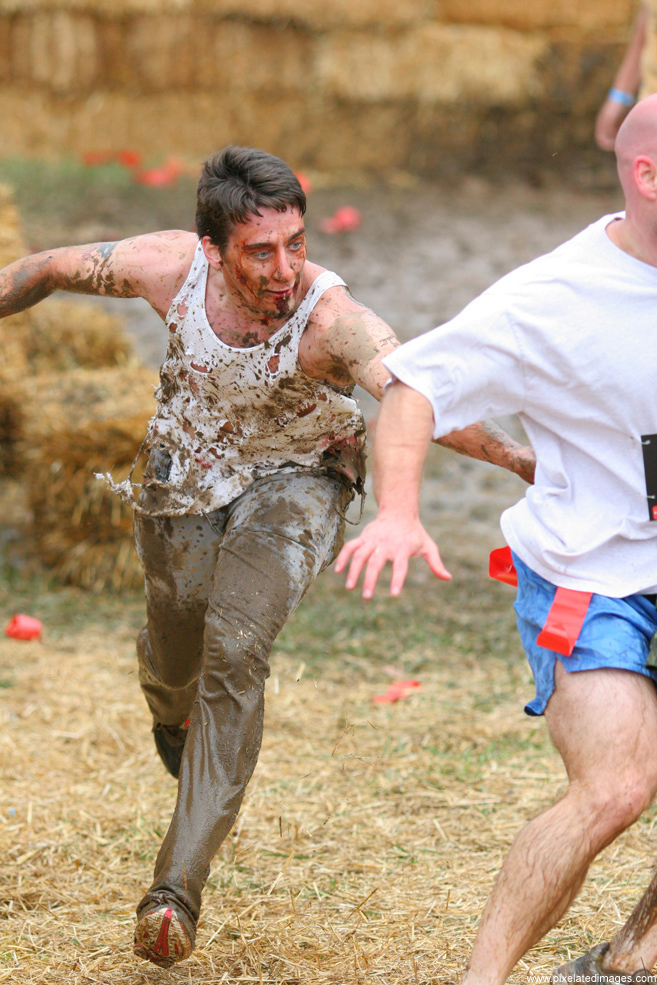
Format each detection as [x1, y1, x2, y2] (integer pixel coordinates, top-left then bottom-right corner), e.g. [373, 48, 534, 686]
[221, 206, 307, 322]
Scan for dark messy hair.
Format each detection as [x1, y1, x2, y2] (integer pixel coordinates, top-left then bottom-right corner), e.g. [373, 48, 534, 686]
[195, 146, 307, 253]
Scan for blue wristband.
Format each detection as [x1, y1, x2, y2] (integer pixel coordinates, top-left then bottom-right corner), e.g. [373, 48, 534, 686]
[608, 88, 635, 107]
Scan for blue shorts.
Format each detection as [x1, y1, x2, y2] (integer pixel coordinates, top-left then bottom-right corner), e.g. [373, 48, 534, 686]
[512, 553, 657, 716]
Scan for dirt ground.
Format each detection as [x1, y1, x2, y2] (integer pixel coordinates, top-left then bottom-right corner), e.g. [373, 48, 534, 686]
[2, 169, 649, 985]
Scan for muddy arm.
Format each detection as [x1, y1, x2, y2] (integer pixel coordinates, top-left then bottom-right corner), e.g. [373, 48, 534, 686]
[307, 290, 535, 484]
[0, 230, 196, 321]
[437, 420, 535, 484]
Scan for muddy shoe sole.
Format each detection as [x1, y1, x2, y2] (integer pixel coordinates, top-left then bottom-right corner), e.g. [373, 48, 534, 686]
[133, 903, 194, 967]
[553, 942, 656, 984]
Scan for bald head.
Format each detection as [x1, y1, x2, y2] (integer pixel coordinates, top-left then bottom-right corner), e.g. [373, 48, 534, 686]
[615, 94, 657, 197]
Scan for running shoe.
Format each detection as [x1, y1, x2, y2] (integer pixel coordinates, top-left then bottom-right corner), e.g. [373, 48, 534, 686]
[134, 895, 195, 967]
[552, 942, 656, 983]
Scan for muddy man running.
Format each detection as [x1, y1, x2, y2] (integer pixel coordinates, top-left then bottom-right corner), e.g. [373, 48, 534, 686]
[0, 145, 535, 967]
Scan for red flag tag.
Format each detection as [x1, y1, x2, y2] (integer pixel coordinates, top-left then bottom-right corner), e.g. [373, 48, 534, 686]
[536, 587, 592, 657]
[489, 546, 518, 587]
[489, 548, 592, 657]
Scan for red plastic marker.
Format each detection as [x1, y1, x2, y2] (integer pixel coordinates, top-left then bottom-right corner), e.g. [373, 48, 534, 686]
[134, 167, 178, 187]
[133, 155, 189, 187]
[373, 679, 421, 704]
[5, 614, 42, 641]
[319, 206, 362, 234]
[294, 171, 313, 195]
[117, 149, 143, 169]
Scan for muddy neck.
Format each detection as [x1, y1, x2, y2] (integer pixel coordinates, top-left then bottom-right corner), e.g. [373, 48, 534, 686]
[204, 261, 316, 348]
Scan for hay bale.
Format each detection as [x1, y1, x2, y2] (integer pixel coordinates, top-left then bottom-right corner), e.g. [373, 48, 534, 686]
[1, 347, 145, 476]
[0, 186, 132, 392]
[0, 316, 31, 382]
[0, 182, 26, 269]
[0, 370, 74, 476]
[23, 365, 158, 591]
[0, 182, 32, 381]
[29, 418, 149, 592]
[317, 24, 547, 106]
[0, 388, 26, 476]
[26, 298, 134, 372]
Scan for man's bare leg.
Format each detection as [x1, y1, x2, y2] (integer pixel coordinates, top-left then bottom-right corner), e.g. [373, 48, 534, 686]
[459, 663, 657, 985]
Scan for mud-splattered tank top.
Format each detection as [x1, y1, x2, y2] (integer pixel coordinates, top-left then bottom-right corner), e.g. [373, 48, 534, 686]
[106, 241, 366, 516]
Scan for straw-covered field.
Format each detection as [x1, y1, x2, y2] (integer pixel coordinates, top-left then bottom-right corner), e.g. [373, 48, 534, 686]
[2, 446, 655, 985]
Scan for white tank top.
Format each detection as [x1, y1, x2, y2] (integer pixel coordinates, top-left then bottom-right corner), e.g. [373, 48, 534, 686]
[106, 241, 366, 516]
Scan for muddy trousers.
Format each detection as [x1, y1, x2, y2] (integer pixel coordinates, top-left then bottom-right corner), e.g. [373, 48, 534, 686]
[133, 472, 350, 926]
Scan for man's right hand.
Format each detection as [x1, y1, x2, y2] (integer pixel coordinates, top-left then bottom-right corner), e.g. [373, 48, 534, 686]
[334, 514, 451, 599]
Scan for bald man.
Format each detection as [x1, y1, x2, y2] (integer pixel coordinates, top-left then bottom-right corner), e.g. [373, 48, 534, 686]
[336, 95, 657, 984]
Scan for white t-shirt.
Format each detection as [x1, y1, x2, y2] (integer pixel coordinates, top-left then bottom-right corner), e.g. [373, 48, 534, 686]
[384, 214, 657, 597]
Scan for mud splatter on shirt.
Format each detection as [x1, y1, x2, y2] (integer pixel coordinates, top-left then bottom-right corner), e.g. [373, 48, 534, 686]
[106, 244, 366, 516]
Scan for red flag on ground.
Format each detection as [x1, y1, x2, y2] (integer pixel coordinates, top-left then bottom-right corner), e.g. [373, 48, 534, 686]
[319, 206, 362, 234]
[5, 614, 42, 641]
[373, 680, 421, 704]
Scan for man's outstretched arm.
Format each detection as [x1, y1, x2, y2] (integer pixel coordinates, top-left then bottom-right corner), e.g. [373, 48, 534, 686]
[0, 231, 195, 321]
[334, 379, 449, 599]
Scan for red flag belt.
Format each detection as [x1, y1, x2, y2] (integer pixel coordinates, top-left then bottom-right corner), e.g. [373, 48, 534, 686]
[489, 546, 592, 658]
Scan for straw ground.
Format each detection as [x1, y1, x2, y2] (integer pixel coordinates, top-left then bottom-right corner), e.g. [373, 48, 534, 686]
[1, 447, 655, 985]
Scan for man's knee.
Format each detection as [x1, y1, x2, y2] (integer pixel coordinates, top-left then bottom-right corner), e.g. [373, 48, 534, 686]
[202, 610, 271, 694]
[575, 769, 657, 844]
[137, 625, 203, 691]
